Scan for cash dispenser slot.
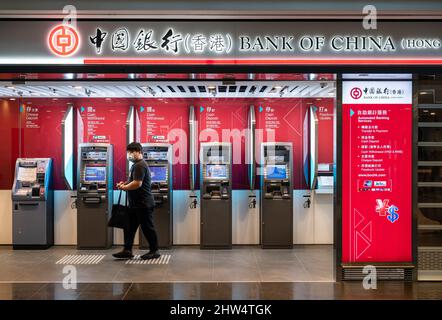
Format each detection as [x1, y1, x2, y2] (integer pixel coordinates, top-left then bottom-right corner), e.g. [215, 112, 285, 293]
[204, 184, 221, 199]
[82, 196, 102, 204]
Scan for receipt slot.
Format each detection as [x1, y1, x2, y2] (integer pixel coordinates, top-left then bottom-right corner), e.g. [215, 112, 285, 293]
[139, 143, 173, 249]
[200, 142, 232, 249]
[12, 158, 54, 249]
[260, 143, 293, 248]
[77, 143, 113, 249]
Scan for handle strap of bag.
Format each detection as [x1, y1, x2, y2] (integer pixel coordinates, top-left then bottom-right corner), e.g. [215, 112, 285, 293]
[117, 190, 123, 205]
[117, 188, 128, 206]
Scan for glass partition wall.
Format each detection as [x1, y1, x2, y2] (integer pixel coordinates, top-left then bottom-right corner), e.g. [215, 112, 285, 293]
[417, 75, 442, 280]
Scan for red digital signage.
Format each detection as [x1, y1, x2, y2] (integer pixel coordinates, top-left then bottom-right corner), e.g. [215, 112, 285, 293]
[342, 81, 413, 263]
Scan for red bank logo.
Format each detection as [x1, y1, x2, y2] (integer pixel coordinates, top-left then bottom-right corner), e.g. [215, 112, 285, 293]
[48, 25, 80, 57]
[350, 87, 363, 100]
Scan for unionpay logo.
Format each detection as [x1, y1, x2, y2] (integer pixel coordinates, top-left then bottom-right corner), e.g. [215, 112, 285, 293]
[350, 87, 363, 100]
[48, 24, 80, 57]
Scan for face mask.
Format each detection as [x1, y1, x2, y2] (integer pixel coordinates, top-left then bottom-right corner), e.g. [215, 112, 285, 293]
[127, 153, 136, 163]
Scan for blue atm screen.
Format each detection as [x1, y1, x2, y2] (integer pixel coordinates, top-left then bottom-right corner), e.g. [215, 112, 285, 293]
[206, 164, 227, 179]
[150, 166, 167, 182]
[84, 166, 106, 182]
[266, 165, 287, 179]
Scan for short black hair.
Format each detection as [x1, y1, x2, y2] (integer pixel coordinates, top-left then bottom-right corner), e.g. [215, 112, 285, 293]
[126, 142, 142, 153]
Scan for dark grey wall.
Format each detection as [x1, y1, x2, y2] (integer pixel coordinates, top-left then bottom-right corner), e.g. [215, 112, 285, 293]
[0, 0, 442, 14]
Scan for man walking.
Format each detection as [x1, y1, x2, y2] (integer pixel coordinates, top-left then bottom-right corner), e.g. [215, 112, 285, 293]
[113, 142, 160, 260]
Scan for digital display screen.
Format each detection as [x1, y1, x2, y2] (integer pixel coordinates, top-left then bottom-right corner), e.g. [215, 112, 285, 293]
[145, 151, 168, 161]
[17, 167, 37, 182]
[150, 166, 167, 182]
[84, 166, 106, 182]
[85, 151, 107, 160]
[206, 164, 227, 179]
[342, 80, 412, 263]
[266, 165, 287, 179]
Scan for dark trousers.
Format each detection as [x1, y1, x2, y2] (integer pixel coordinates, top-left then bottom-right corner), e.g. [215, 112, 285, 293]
[124, 207, 158, 252]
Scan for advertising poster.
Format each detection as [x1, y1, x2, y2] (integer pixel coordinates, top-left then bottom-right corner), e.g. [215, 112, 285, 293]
[198, 100, 249, 189]
[20, 102, 68, 190]
[136, 100, 190, 190]
[77, 101, 129, 184]
[255, 99, 314, 190]
[342, 81, 412, 263]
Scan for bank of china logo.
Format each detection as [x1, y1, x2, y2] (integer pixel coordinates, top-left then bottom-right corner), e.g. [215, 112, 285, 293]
[350, 87, 363, 100]
[375, 199, 399, 224]
[48, 25, 80, 57]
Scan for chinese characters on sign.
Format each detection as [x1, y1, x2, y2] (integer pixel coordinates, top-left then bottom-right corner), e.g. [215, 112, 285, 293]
[89, 27, 233, 54]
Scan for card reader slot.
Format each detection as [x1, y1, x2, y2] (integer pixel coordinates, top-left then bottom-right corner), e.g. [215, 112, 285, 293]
[17, 202, 39, 206]
[82, 197, 101, 204]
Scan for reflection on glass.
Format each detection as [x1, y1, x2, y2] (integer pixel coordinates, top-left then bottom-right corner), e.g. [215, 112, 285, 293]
[419, 127, 442, 142]
[419, 147, 442, 161]
[418, 166, 442, 182]
[418, 208, 442, 225]
[418, 230, 442, 247]
[419, 108, 442, 122]
[418, 187, 442, 203]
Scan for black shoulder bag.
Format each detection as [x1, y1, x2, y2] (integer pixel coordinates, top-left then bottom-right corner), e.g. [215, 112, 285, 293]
[108, 190, 130, 230]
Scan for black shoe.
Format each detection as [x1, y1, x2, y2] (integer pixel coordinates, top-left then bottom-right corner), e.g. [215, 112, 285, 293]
[140, 250, 161, 260]
[112, 249, 134, 260]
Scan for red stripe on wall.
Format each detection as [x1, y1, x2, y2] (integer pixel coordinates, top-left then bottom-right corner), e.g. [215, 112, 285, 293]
[83, 58, 442, 65]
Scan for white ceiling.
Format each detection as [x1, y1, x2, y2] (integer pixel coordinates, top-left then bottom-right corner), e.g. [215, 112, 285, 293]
[0, 81, 336, 98]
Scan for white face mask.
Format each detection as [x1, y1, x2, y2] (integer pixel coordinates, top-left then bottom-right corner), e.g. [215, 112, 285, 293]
[127, 153, 136, 163]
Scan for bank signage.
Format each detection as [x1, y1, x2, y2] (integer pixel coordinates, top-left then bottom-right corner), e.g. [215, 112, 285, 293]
[0, 20, 442, 64]
[341, 80, 412, 263]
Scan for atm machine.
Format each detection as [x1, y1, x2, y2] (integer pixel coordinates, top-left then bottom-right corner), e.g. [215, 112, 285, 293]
[260, 143, 293, 248]
[77, 143, 113, 249]
[200, 142, 232, 249]
[139, 143, 173, 249]
[12, 158, 54, 249]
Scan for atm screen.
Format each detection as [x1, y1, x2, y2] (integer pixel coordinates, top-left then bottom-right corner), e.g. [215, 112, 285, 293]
[206, 164, 227, 179]
[17, 167, 37, 182]
[84, 166, 106, 182]
[150, 166, 167, 182]
[266, 165, 287, 179]
[145, 151, 168, 161]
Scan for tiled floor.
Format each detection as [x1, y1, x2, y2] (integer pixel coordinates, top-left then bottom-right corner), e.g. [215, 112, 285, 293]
[2, 245, 440, 300]
[1, 281, 442, 300]
[0, 245, 335, 283]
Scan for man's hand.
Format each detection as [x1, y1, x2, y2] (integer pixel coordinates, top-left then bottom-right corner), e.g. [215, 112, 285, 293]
[116, 181, 125, 190]
[119, 180, 142, 191]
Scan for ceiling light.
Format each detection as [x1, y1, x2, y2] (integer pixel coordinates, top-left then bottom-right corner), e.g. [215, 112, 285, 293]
[9, 98, 16, 101]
